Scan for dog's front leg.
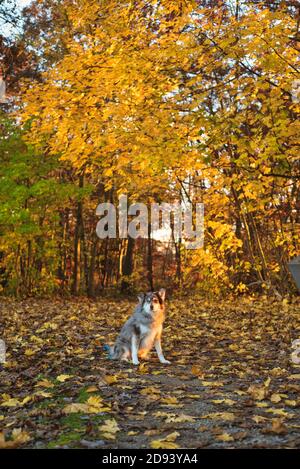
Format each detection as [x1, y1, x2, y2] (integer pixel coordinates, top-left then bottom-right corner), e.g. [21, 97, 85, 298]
[131, 334, 140, 365]
[154, 335, 171, 364]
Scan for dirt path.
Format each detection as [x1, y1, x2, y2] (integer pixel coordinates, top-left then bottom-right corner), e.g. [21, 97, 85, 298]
[1, 296, 300, 448]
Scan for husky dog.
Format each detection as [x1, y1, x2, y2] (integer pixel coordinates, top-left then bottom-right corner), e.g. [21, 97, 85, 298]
[110, 289, 170, 365]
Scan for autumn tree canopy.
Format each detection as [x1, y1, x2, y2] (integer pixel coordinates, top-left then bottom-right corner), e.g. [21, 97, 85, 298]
[0, 0, 299, 296]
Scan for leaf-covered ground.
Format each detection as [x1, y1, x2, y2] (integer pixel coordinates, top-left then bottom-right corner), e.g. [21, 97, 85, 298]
[1, 296, 300, 449]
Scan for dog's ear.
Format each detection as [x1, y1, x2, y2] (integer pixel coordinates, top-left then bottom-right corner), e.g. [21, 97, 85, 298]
[158, 288, 166, 302]
[137, 293, 145, 304]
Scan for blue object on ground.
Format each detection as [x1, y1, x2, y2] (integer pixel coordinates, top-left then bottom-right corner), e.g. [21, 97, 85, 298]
[103, 344, 112, 359]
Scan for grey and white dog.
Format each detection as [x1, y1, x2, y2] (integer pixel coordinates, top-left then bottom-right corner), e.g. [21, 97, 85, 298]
[110, 289, 170, 365]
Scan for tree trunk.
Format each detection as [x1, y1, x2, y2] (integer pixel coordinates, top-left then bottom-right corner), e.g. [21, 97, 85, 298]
[121, 237, 135, 292]
[71, 174, 84, 295]
[88, 233, 98, 297]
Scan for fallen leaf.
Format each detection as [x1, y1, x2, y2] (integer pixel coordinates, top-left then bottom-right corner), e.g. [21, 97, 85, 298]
[150, 432, 180, 449]
[201, 412, 235, 422]
[63, 403, 90, 414]
[99, 419, 120, 440]
[285, 400, 297, 407]
[56, 374, 73, 382]
[247, 384, 268, 401]
[160, 396, 180, 405]
[265, 408, 291, 418]
[0, 398, 21, 407]
[86, 386, 98, 393]
[211, 399, 235, 406]
[252, 415, 268, 424]
[87, 396, 110, 413]
[216, 432, 234, 442]
[103, 375, 118, 385]
[165, 414, 195, 423]
[191, 365, 205, 378]
[35, 379, 54, 389]
[24, 349, 37, 356]
[0, 428, 31, 448]
[201, 381, 223, 387]
[264, 418, 287, 435]
[140, 386, 160, 396]
[270, 393, 282, 404]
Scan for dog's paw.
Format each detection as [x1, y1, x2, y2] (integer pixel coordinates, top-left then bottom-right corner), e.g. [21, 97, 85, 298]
[132, 360, 140, 366]
[160, 359, 171, 365]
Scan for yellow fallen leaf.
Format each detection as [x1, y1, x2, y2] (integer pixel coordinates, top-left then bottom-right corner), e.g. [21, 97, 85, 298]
[216, 432, 234, 441]
[87, 396, 110, 413]
[153, 411, 174, 418]
[211, 399, 235, 406]
[270, 368, 287, 377]
[160, 397, 179, 405]
[21, 396, 32, 405]
[63, 403, 89, 414]
[140, 387, 160, 396]
[35, 379, 54, 389]
[11, 428, 31, 443]
[265, 408, 291, 418]
[56, 374, 73, 382]
[255, 402, 268, 408]
[264, 377, 271, 388]
[150, 432, 180, 449]
[252, 415, 268, 424]
[234, 390, 246, 396]
[216, 432, 234, 442]
[285, 400, 297, 407]
[104, 375, 118, 385]
[268, 418, 287, 435]
[1, 395, 32, 407]
[34, 391, 52, 398]
[201, 381, 223, 387]
[0, 428, 31, 448]
[191, 365, 205, 378]
[248, 384, 267, 401]
[165, 414, 195, 423]
[137, 363, 149, 374]
[165, 431, 180, 442]
[229, 344, 239, 351]
[99, 419, 120, 440]
[86, 386, 98, 393]
[201, 412, 235, 422]
[270, 393, 281, 403]
[24, 349, 36, 356]
[1, 398, 21, 407]
[150, 440, 179, 449]
[145, 429, 159, 436]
